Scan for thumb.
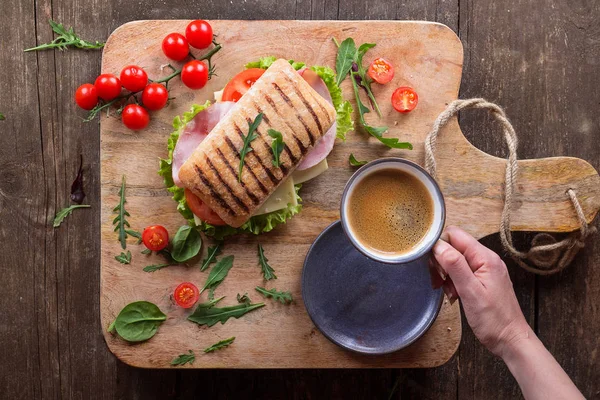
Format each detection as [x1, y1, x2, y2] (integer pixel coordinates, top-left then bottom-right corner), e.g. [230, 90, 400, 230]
[432, 240, 484, 302]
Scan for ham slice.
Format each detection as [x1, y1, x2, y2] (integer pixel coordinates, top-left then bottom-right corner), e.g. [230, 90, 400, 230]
[172, 101, 235, 187]
[296, 69, 337, 170]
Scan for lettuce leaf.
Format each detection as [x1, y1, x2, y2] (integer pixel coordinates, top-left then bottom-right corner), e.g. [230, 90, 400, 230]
[310, 65, 354, 141]
[158, 104, 303, 239]
[245, 57, 305, 71]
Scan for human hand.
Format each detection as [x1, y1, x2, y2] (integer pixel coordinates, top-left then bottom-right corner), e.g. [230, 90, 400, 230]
[429, 226, 532, 358]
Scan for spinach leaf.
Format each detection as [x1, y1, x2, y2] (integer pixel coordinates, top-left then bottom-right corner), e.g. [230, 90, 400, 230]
[53, 204, 90, 227]
[204, 337, 235, 353]
[170, 225, 202, 263]
[255, 286, 293, 304]
[267, 129, 285, 168]
[109, 301, 167, 342]
[349, 153, 368, 166]
[335, 37, 357, 87]
[201, 241, 223, 271]
[188, 302, 265, 327]
[171, 350, 195, 366]
[258, 244, 276, 280]
[200, 255, 234, 294]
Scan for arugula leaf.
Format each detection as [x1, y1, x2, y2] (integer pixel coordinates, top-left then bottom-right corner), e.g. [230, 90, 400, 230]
[171, 350, 195, 366]
[24, 19, 104, 52]
[349, 153, 368, 166]
[200, 255, 234, 294]
[267, 129, 285, 168]
[109, 301, 166, 342]
[204, 337, 235, 353]
[201, 241, 223, 271]
[170, 225, 202, 263]
[245, 57, 304, 70]
[239, 113, 263, 182]
[188, 302, 265, 327]
[257, 244, 277, 281]
[255, 286, 293, 304]
[196, 296, 225, 309]
[112, 175, 137, 249]
[237, 293, 251, 304]
[53, 204, 90, 227]
[143, 263, 171, 272]
[335, 38, 357, 86]
[115, 251, 132, 264]
[126, 229, 143, 244]
[141, 248, 151, 255]
[0, 113, 5, 120]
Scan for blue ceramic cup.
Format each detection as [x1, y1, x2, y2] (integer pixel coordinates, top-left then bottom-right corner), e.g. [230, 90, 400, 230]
[340, 158, 446, 264]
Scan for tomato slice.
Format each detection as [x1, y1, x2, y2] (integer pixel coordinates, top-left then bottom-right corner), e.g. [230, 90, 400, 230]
[367, 57, 394, 85]
[174, 282, 199, 308]
[391, 87, 418, 113]
[142, 225, 169, 251]
[185, 189, 227, 226]
[221, 68, 265, 102]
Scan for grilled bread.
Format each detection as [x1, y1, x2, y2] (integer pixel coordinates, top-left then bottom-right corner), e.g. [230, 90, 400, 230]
[178, 59, 337, 227]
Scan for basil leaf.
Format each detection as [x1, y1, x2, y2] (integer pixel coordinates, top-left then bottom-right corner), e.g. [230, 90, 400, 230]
[335, 38, 357, 86]
[170, 225, 202, 263]
[349, 154, 368, 166]
[111, 301, 167, 342]
[255, 286, 293, 304]
[188, 302, 265, 327]
[200, 255, 235, 294]
[204, 337, 235, 353]
[268, 129, 285, 168]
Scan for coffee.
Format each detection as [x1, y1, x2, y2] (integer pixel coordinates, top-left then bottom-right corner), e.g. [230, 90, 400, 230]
[346, 168, 434, 255]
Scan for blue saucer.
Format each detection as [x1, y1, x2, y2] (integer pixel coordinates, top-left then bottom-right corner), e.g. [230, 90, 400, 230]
[302, 221, 443, 354]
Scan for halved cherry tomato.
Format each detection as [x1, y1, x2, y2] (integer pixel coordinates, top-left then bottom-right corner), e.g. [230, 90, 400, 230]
[185, 188, 226, 226]
[120, 65, 148, 92]
[94, 74, 122, 101]
[180, 60, 209, 90]
[75, 84, 98, 110]
[221, 68, 265, 102]
[142, 225, 169, 251]
[121, 104, 150, 130]
[391, 87, 418, 113]
[162, 33, 189, 61]
[185, 20, 213, 50]
[367, 57, 394, 85]
[142, 83, 169, 111]
[174, 282, 199, 309]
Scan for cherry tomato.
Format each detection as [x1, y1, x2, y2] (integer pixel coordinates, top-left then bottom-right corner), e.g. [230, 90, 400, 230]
[142, 83, 169, 111]
[185, 189, 226, 226]
[94, 74, 122, 101]
[74, 84, 98, 110]
[142, 225, 169, 251]
[185, 20, 213, 49]
[162, 33, 189, 61]
[221, 68, 265, 102]
[120, 65, 148, 92]
[174, 282, 199, 309]
[367, 57, 394, 85]
[121, 104, 150, 130]
[391, 87, 418, 113]
[180, 60, 209, 90]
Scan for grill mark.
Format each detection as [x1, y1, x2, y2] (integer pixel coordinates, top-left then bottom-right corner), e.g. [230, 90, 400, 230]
[252, 101, 270, 124]
[285, 76, 324, 136]
[283, 146, 297, 164]
[193, 165, 234, 215]
[305, 88, 332, 125]
[244, 118, 289, 177]
[216, 148, 260, 205]
[205, 156, 250, 213]
[233, 124, 280, 186]
[265, 94, 309, 155]
[272, 82, 316, 145]
[224, 137, 269, 195]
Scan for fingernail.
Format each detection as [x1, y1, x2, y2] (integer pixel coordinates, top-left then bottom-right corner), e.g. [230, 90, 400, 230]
[432, 239, 450, 256]
[442, 285, 457, 304]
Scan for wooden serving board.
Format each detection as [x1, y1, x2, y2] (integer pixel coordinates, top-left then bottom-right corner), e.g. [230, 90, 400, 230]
[100, 20, 600, 368]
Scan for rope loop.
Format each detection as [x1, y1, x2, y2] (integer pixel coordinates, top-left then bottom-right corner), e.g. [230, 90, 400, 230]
[425, 99, 596, 275]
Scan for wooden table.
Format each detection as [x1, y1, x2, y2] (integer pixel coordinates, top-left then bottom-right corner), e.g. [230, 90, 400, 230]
[1, 0, 599, 398]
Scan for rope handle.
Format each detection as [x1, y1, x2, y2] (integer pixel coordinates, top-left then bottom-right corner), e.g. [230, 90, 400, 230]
[424, 98, 596, 275]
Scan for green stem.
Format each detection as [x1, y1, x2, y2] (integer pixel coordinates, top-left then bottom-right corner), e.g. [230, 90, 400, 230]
[24, 40, 75, 52]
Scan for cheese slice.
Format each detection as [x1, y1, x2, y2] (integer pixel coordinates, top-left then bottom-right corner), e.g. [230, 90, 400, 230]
[291, 159, 328, 184]
[254, 176, 297, 215]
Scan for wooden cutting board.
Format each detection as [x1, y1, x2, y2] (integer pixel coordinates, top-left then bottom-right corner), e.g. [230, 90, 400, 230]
[100, 20, 600, 368]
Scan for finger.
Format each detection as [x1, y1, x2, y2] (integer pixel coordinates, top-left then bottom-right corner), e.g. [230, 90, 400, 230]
[432, 240, 483, 301]
[429, 257, 446, 289]
[442, 279, 458, 305]
[445, 226, 501, 272]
